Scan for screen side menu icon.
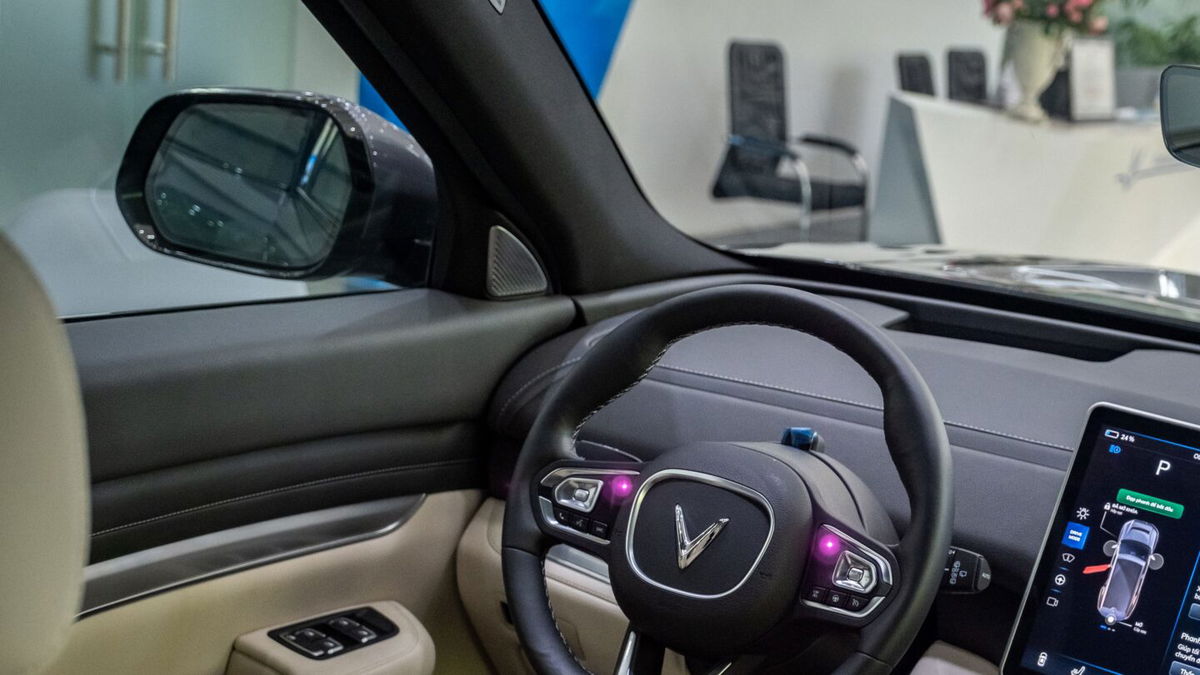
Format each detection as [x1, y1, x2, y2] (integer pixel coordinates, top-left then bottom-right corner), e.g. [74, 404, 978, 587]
[1063, 522, 1090, 550]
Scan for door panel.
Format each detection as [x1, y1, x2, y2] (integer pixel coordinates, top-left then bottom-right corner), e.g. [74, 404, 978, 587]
[49, 490, 487, 675]
[68, 288, 575, 562]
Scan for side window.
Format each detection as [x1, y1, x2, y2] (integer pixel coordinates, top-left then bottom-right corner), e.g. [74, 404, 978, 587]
[0, 1, 430, 318]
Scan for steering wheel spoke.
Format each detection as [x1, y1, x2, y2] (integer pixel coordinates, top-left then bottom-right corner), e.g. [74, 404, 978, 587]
[532, 460, 643, 560]
[614, 628, 665, 675]
[796, 520, 898, 628]
[502, 285, 954, 675]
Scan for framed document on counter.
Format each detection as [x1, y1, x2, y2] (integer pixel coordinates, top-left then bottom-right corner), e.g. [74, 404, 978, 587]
[1070, 37, 1116, 121]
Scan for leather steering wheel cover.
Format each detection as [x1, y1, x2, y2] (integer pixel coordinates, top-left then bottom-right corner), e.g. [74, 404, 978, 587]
[502, 284, 953, 673]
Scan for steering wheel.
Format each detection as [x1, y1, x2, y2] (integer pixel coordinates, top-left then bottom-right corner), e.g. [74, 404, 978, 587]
[502, 284, 953, 674]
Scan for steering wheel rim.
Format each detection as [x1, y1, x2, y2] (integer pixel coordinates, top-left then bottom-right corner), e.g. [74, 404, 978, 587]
[502, 284, 953, 674]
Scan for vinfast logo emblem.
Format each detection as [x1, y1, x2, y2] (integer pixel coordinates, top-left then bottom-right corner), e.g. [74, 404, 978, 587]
[675, 504, 729, 570]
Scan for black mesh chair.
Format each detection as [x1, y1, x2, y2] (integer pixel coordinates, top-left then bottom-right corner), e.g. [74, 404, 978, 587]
[897, 52, 936, 95]
[711, 42, 869, 241]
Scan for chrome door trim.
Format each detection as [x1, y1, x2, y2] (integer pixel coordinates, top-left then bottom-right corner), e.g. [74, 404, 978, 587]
[80, 495, 424, 618]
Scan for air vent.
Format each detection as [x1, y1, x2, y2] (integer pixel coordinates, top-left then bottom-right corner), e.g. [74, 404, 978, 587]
[486, 225, 548, 298]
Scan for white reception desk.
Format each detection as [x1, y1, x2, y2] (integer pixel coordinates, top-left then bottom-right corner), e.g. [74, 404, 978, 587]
[873, 93, 1200, 273]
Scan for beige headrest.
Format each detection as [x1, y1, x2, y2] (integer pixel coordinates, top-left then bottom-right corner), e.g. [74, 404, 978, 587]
[0, 235, 89, 674]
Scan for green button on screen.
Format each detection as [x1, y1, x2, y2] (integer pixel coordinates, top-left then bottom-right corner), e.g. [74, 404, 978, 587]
[1117, 489, 1184, 519]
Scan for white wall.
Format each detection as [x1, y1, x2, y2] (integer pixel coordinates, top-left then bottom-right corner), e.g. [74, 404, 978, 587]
[291, 6, 361, 101]
[598, 1, 1006, 240]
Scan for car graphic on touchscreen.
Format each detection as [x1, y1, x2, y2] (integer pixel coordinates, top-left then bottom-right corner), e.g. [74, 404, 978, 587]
[1097, 519, 1160, 626]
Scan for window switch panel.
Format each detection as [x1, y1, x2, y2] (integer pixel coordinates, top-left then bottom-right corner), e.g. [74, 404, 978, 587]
[269, 607, 398, 660]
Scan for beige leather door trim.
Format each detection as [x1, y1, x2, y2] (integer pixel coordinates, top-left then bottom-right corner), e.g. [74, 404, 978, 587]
[46, 490, 487, 675]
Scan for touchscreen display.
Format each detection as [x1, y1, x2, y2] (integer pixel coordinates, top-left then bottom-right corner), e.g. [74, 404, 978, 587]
[1005, 405, 1200, 675]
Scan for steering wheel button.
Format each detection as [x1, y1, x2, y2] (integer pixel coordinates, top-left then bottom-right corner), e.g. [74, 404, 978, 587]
[845, 594, 869, 612]
[826, 590, 847, 608]
[805, 586, 828, 603]
[589, 519, 610, 539]
[832, 549, 877, 594]
[552, 506, 571, 525]
[553, 477, 604, 513]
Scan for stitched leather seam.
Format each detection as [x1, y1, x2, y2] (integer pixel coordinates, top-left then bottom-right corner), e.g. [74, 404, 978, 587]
[495, 326, 623, 428]
[540, 556, 594, 674]
[507, 333, 1071, 452]
[92, 458, 473, 537]
[656, 363, 1074, 450]
[495, 356, 584, 424]
[570, 322, 775, 446]
[575, 439, 643, 461]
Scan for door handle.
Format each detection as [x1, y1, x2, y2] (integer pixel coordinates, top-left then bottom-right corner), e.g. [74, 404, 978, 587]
[138, 0, 178, 81]
[91, 0, 131, 81]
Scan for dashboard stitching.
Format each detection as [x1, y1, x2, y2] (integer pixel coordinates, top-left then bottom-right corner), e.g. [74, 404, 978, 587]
[569, 322, 774, 446]
[495, 356, 585, 424]
[501, 322, 1075, 452]
[91, 458, 474, 537]
[657, 363, 1074, 451]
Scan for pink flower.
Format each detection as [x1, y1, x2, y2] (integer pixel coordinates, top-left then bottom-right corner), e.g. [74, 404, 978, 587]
[1089, 15, 1109, 33]
[994, 2, 1015, 24]
[1012, 0, 1024, 9]
[1067, 9, 1083, 23]
[1045, 3, 1060, 18]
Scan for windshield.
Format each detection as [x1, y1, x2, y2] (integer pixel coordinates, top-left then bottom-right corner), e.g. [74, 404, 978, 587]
[538, 0, 1200, 324]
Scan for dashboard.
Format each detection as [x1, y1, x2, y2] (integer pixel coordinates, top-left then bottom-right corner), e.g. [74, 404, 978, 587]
[487, 276, 1200, 664]
[1005, 405, 1200, 675]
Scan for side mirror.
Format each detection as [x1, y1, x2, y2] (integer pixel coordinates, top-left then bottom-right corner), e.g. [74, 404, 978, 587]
[1162, 65, 1200, 170]
[116, 89, 436, 281]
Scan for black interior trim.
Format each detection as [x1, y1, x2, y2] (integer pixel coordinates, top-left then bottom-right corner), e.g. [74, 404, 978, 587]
[69, 288, 575, 561]
[82, 495, 424, 617]
[313, 0, 746, 296]
[69, 289, 574, 482]
[88, 423, 480, 562]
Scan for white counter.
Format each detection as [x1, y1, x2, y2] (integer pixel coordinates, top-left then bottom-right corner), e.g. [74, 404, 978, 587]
[873, 93, 1200, 273]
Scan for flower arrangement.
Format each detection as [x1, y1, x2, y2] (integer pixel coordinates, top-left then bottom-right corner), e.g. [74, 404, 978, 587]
[983, 0, 1110, 34]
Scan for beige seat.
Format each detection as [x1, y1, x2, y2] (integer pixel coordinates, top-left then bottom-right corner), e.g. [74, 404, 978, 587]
[0, 235, 89, 675]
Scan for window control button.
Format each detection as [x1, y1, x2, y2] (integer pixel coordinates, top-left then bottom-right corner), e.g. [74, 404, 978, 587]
[346, 626, 377, 644]
[272, 607, 399, 660]
[318, 638, 344, 655]
[282, 632, 326, 658]
[294, 627, 325, 641]
[329, 617, 360, 631]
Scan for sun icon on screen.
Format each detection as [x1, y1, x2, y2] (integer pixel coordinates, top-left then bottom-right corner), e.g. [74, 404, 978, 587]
[1076, 507, 1091, 520]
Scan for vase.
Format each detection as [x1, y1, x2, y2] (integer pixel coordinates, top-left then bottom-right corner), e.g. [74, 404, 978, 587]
[1006, 20, 1070, 122]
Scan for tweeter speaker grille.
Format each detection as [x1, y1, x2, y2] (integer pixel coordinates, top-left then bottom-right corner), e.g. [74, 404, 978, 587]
[486, 225, 548, 298]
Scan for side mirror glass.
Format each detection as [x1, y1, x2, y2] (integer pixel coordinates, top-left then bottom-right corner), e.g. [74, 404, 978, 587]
[117, 90, 436, 280]
[1162, 65, 1200, 170]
